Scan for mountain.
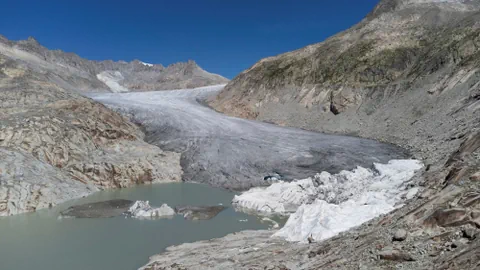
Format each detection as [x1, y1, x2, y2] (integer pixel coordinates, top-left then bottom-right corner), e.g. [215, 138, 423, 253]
[210, 0, 479, 166]
[157, 0, 480, 268]
[0, 36, 185, 216]
[0, 35, 228, 93]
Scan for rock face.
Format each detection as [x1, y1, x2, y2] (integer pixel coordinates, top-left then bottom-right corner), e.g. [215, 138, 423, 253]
[0, 36, 228, 93]
[0, 41, 183, 216]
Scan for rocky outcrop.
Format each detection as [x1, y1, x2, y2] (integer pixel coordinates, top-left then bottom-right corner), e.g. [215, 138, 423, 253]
[0, 35, 228, 93]
[0, 148, 92, 215]
[0, 48, 183, 216]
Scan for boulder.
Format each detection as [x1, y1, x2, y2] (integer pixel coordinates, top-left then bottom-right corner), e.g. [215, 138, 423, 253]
[378, 247, 415, 262]
[423, 208, 469, 228]
[470, 172, 480, 182]
[393, 229, 408, 242]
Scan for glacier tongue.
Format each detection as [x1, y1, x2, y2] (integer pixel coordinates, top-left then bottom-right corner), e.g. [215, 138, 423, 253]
[233, 159, 423, 243]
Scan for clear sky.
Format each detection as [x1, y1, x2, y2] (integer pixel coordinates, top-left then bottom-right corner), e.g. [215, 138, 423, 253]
[0, 0, 379, 79]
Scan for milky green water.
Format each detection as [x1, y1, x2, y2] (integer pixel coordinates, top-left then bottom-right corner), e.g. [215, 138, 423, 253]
[0, 183, 279, 270]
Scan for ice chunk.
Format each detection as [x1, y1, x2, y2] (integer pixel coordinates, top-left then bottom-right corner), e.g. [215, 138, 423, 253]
[232, 178, 317, 216]
[127, 200, 175, 219]
[273, 159, 423, 242]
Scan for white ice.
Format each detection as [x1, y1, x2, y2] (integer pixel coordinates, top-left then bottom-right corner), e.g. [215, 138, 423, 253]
[232, 178, 318, 216]
[96, 71, 129, 93]
[233, 159, 423, 243]
[127, 200, 175, 219]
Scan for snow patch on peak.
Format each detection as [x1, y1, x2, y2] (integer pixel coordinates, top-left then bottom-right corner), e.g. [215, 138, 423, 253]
[96, 71, 129, 93]
[140, 61, 154, 67]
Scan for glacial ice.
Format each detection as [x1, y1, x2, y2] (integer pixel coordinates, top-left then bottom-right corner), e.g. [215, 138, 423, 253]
[96, 71, 129, 93]
[233, 159, 423, 243]
[127, 200, 175, 219]
[232, 178, 318, 216]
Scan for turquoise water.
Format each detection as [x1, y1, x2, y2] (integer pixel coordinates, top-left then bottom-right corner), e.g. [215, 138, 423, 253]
[0, 183, 279, 270]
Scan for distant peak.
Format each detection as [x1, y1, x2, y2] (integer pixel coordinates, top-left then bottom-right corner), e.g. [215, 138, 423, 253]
[187, 59, 198, 66]
[26, 36, 40, 45]
[166, 60, 200, 70]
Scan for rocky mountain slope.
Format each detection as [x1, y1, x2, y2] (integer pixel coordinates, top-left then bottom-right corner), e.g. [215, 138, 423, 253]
[139, 0, 480, 268]
[0, 35, 228, 93]
[210, 0, 479, 166]
[0, 39, 184, 216]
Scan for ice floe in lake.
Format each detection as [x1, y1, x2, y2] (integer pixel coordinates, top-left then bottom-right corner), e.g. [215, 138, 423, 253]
[127, 201, 175, 219]
[233, 159, 423, 243]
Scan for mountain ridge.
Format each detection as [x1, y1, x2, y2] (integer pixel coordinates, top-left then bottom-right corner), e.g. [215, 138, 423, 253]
[0, 34, 228, 92]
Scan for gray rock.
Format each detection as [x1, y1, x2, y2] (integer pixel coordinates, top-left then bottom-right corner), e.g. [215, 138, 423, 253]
[462, 227, 477, 240]
[60, 199, 134, 218]
[470, 172, 480, 182]
[378, 247, 415, 262]
[393, 229, 408, 241]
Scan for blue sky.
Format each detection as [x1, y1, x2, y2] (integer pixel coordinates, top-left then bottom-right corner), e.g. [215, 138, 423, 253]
[0, 0, 379, 79]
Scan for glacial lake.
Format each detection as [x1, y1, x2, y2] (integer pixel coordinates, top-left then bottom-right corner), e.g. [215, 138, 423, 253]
[0, 183, 280, 270]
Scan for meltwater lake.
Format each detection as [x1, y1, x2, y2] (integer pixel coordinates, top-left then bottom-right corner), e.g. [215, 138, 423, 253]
[0, 183, 280, 270]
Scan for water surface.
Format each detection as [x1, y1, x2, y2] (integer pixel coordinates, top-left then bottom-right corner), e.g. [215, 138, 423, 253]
[0, 183, 276, 270]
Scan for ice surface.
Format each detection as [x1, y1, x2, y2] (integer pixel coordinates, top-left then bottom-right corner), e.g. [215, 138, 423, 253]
[96, 71, 129, 93]
[127, 200, 175, 219]
[234, 159, 423, 242]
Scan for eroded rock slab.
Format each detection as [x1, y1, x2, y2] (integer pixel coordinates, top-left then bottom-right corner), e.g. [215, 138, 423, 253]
[60, 199, 134, 218]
